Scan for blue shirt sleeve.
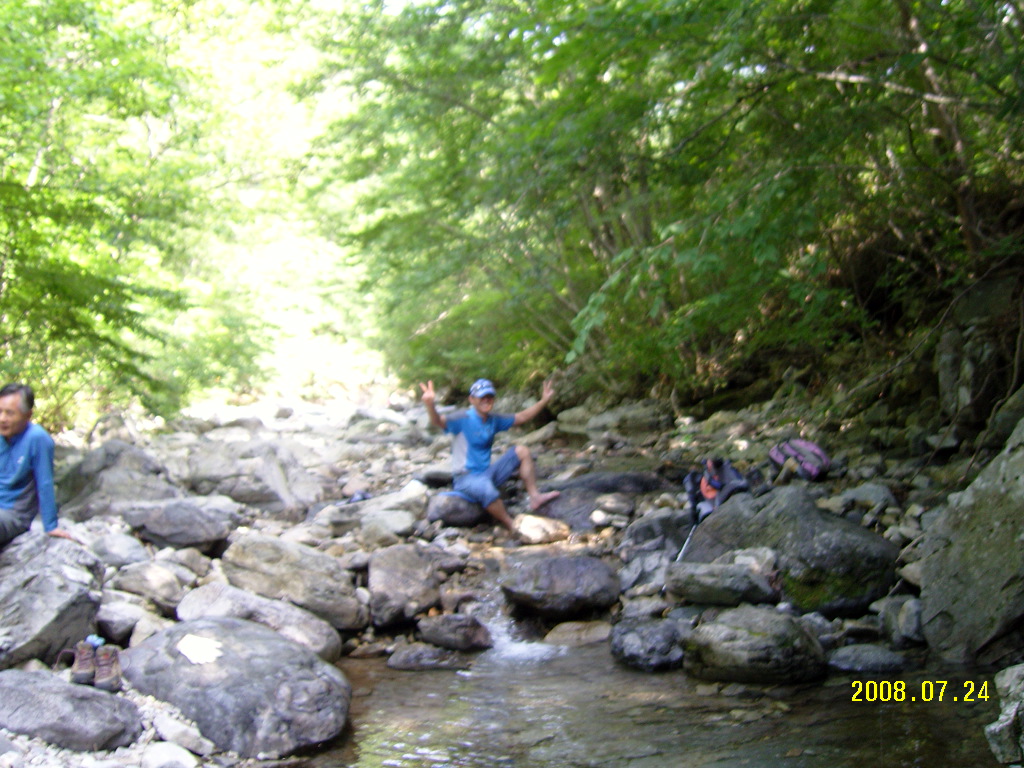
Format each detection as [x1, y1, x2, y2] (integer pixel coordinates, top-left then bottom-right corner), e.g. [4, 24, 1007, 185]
[32, 428, 59, 531]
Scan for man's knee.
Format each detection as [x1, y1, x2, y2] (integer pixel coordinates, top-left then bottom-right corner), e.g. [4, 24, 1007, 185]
[515, 444, 531, 461]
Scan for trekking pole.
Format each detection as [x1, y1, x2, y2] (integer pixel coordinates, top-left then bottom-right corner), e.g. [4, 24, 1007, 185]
[674, 521, 697, 562]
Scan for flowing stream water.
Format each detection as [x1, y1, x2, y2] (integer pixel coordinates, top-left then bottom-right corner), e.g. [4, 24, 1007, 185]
[310, 614, 1000, 768]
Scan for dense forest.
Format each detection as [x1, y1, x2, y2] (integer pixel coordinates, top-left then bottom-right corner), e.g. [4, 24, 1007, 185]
[2, 0, 1022, 428]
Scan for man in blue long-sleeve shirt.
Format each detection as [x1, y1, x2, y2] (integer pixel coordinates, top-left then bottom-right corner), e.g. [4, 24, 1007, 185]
[0, 383, 71, 546]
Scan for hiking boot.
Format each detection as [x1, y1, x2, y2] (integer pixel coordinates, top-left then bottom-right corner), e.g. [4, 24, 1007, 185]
[69, 640, 96, 685]
[93, 644, 122, 692]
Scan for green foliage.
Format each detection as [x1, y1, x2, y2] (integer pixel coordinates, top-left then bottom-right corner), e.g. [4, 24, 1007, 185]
[297, 0, 1023, 399]
[0, 0, 271, 429]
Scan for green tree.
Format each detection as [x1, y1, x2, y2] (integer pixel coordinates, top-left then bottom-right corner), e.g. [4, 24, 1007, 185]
[298, 0, 1023, 399]
[0, 0, 271, 428]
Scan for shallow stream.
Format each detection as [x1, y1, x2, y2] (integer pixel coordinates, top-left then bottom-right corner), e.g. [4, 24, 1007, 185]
[313, 636, 999, 768]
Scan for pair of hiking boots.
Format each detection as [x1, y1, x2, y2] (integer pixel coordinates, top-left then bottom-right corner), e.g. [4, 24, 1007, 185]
[67, 640, 122, 692]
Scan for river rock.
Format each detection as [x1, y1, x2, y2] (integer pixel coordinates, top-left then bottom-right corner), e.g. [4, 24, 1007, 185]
[540, 472, 669, 531]
[426, 493, 486, 526]
[685, 605, 827, 684]
[108, 560, 193, 615]
[97, 590, 157, 645]
[985, 664, 1024, 763]
[176, 582, 342, 661]
[120, 496, 242, 551]
[610, 618, 691, 671]
[58, 440, 180, 521]
[140, 741, 199, 768]
[872, 595, 925, 648]
[386, 642, 473, 671]
[0, 669, 143, 751]
[513, 513, 571, 544]
[544, 620, 612, 647]
[417, 613, 493, 651]
[827, 643, 913, 673]
[665, 561, 778, 607]
[919, 417, 1024, 665]
[182, 439, 322, 519]
[368, 543, 442, 627]
[90, 531, 152, 568]
[122, 617, 351, 759]
[500, 555, 620, 618]
[221, 532, 368, 631]
[0, 534, 104, 669]
[684, 486, 899, 617]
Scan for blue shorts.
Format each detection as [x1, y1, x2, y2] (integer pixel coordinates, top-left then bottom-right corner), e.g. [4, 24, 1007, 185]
[452, 447, 521, 507]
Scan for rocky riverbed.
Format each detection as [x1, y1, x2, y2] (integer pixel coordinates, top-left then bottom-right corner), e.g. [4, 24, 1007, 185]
[2, 386, 1024, 767]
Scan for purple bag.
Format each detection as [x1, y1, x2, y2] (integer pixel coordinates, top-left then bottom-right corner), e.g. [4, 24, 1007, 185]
[768, 439, 831, 481]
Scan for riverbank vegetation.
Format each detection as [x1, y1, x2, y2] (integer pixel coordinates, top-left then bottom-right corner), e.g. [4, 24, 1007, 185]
[2, 0, 1021, 428]
[297, 0, 1024, 403]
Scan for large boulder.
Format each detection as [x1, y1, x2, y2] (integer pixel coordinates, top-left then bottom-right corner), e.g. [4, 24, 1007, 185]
[919, 417, 1024, 665]
[684, 605, 827, 684]
[368, 544, 442, 628]
[121, 496, 243, 551]
[183, 439, 323, 519]
[0, 534, 103, 669]
[58, 440, 180, 521]
[499, 555, 620, 619]
[176, 583, 342, 662]
[221, 533, 368, 631]
[683, 486, 899, 617]
[0, 670, 142, 751]
[122, 617, 351, 759]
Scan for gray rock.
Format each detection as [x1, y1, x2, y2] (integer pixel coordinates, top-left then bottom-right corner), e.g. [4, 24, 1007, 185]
[121, 496, 242, 551]
[665, 561, 778, 607]
[610, 618, 690, 672]
[368, 544, 442, 628]
[539, 472, 671, 531]
[108, 560, 192, 615]
[183, 439, 322, 520]
[827, 643, 913, 673]
[500, 555, 620, 618]
[221, 533, 368, 631]
[872, 595, 925, 648]
[0, 534, 103, 669]
[90, 532, 151, 568]
[920, 417, 1024, 664]
[140, 741, 199, 768]
[0, 669, 142, 751]
[58, 440, 179, 521]
[97, 591, 157, 645]
[684, 486, 899, 617]
[417, 613, 493, 651]
[386, 642, 474, 671]
[426, 493, 486, 527]
[620, 506, 694, 554]
[122, 617, 351, 759]
[986, 665, 1024, 764]
[685, 605, 827, 684]
[176, 582, 342, 661]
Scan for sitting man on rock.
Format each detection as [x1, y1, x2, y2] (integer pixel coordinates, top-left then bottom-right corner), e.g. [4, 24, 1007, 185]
[420, 377, 560, 531]
[0, 382, 72, 546]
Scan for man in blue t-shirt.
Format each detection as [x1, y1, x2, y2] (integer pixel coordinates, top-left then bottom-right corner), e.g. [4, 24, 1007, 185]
[420, 377, 560, 530]
[0, 383, 72, 547]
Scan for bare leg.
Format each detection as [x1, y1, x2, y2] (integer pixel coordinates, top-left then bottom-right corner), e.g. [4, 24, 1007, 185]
[485, 498, 516, 531]
[515, 445, 560, 511]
